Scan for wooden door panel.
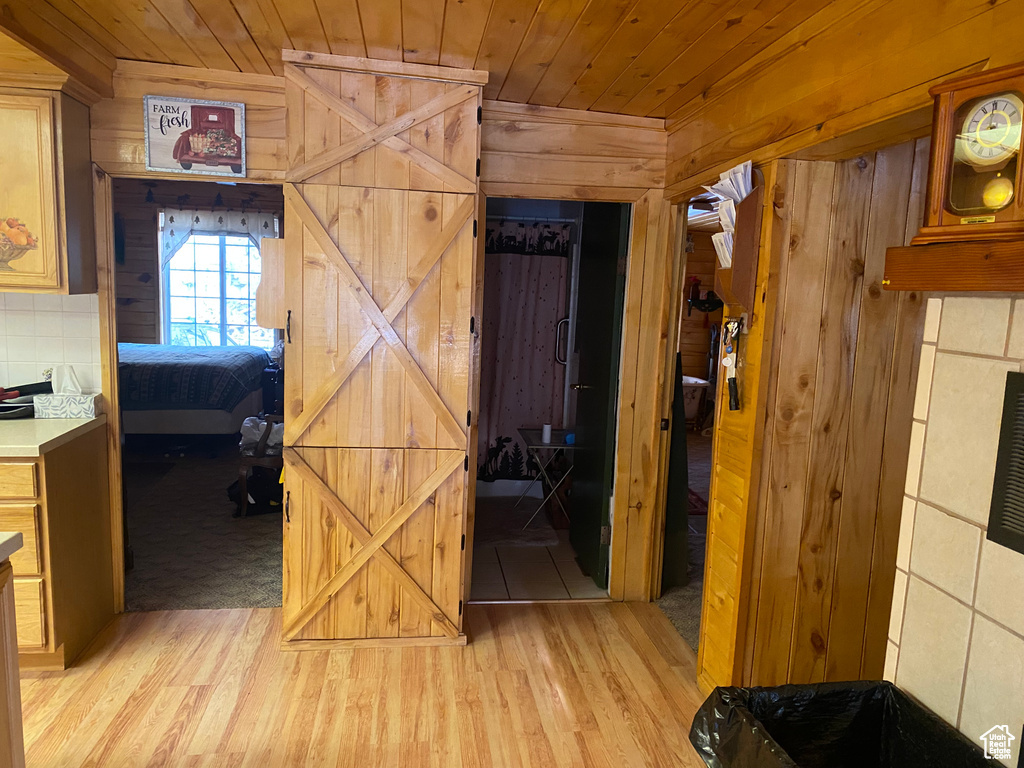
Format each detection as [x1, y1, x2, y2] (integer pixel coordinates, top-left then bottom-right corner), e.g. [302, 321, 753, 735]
[285, 63, 479, 193]
[284, 185, 474, 449]
[283, 447, 464, 641]
[282, 54, 482, 646]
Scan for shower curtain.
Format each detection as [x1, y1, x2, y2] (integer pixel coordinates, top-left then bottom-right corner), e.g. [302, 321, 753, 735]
[477, 251, 568, 479]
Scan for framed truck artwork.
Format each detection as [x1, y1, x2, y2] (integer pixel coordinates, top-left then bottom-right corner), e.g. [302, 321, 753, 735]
[144, 96, 246, 177]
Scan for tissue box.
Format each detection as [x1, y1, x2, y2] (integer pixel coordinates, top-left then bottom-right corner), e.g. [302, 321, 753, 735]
[33, 394, 102, 419]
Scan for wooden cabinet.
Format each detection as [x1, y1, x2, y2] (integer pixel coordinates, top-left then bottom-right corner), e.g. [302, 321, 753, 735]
[0, 559, 26, 768]
[0, 89, 95, 294]
[0, 422, 113, 669]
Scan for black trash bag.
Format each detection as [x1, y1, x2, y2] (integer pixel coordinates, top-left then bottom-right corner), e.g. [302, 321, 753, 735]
[689, 681, 1000, 768]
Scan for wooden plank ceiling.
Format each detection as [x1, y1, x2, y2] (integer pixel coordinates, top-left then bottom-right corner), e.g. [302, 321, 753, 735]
[2, 0, 830, 117]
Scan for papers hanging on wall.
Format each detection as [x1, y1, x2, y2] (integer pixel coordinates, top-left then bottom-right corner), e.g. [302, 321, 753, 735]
[712, 232, 734, 268]
[704, 161, 752, 269]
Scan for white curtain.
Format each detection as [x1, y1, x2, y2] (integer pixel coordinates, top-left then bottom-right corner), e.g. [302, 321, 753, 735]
[159, 209, 279, 269]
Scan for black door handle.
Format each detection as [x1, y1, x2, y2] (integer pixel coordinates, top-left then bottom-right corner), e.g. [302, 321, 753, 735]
[286, 310, 292, 343]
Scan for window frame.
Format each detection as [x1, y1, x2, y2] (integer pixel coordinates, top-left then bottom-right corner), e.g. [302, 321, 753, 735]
[160, 233, 268, 348]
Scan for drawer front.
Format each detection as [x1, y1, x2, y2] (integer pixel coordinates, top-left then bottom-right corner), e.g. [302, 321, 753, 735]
[13, 577, 45, 649]
[0, 505, 41, 575]
[0, 463, 37, 499]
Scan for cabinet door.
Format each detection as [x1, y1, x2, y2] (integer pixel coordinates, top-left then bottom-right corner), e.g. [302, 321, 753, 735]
[0, 94, 59, 290]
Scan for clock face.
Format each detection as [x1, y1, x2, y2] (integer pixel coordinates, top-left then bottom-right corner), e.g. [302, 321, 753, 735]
[957, 92, 1023, 168]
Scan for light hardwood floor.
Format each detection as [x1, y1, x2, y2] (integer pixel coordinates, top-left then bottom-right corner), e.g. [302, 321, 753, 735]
[18, 603, 706, 767]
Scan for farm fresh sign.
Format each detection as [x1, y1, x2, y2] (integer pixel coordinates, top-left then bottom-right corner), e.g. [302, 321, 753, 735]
[144, 96, 246, 178]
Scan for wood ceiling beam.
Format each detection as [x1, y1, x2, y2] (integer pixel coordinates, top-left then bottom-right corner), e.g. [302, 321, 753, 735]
[663, 0, 1024, 199]
[0, 2, 114, 100]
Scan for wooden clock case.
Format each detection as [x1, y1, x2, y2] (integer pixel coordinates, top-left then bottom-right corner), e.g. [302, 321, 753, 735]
[885, 61, 1024, 292]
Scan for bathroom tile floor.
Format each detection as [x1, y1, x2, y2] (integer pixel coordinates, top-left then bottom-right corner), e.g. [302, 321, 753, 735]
[470, 530, 608, 601]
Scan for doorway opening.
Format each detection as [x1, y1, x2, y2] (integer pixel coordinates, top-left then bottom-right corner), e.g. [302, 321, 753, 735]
[110, 178, 285, 612]
[470, 198, 631, 602]
[657, 202, 723, 650]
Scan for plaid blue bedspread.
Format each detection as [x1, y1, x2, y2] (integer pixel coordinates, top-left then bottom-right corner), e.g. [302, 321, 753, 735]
[118, 343, 271, 412]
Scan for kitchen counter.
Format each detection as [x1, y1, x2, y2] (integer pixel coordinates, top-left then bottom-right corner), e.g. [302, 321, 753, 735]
[0, 415, 106, 457]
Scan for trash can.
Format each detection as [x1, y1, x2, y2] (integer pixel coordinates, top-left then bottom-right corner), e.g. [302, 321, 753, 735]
[689, 681, 999, 768]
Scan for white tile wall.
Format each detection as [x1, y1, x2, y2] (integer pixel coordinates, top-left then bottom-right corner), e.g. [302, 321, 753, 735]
[0, 292, 102, 393]
[886, 296, 1024, 766]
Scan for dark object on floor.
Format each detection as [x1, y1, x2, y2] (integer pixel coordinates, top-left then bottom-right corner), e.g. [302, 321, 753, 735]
[690, 681, 999, 768]
[228, 467, 283, 517]
[662, 352, 690, 589]
[236, 415, 283, 516]
[688, 488, 708, 516]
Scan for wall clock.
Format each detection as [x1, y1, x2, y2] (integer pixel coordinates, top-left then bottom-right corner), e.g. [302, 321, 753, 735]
[913, 62, 1024, 244]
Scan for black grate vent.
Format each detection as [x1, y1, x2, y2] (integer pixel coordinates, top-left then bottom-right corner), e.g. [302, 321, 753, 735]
[988, 372, 1024, 553]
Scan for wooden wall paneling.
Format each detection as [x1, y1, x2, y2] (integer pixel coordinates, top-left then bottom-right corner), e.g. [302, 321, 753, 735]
[93, 166, 125, 613]
[611, 190, 678, 601]
[785, 154, 874, 683]
[651, 204, 688, 597]
[462, 193, 486, 607]
[859, 289, 924, 678]
[730, 141, 928, 687]
[859, 138, 929, 679]
[698, 160, 788, 691]
[608, 191, 650, 602]
[823, 141, 915, 681]
[91, 62, 287, 181]
[479, 100, 666, 200]
[677, 232, 720, 378]
[747, 160, 835, 686]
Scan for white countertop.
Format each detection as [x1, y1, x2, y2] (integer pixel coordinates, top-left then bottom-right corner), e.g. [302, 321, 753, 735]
[0, 533, 22, 562]
[0, 415, 106, 457]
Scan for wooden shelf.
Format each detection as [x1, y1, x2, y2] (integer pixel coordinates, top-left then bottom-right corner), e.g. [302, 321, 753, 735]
[884, 238, 1024, 292]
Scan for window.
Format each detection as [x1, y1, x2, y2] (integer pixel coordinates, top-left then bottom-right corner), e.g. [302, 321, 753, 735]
[162, 233, 275, 348]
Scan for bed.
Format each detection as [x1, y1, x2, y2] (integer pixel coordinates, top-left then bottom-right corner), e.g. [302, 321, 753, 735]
[117, 343, 272, 434]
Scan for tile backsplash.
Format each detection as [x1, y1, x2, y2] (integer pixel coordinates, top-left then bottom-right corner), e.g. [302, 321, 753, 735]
[0, 292, 102, 393]
[887, 296, 1024, 766]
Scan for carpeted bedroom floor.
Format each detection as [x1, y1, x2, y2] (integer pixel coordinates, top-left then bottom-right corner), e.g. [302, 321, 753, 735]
[123, 435, 282, 612]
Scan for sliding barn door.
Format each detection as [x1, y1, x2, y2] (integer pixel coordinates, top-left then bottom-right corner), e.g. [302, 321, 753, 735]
[281, 52, 483, 645]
